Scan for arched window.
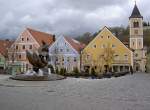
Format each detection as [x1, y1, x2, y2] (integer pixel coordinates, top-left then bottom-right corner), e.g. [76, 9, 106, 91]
[133, 22, 139, 28]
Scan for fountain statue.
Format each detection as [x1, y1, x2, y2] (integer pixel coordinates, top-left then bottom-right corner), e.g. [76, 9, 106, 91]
[10, 42, 65, 81]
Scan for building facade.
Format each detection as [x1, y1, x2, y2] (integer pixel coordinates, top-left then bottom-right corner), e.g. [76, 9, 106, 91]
[48, 36, 85, 72]
[81, 26, 133, 74]
[129, 4, 147, 72]
[0, 40, 13, 70]
[8, 28, 54, 74]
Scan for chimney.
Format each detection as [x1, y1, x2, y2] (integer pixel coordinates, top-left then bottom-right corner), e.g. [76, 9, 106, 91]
[5, 39, 9, 41]
[53, 34, 55, 42]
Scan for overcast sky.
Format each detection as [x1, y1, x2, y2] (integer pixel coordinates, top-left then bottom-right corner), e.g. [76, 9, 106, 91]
[0, 0, 149, 39]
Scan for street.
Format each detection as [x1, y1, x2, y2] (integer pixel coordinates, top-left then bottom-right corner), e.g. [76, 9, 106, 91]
[0, 73, 150, 110]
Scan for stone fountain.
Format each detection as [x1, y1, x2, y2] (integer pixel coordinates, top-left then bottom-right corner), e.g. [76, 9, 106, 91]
[10, 42, 65, 81]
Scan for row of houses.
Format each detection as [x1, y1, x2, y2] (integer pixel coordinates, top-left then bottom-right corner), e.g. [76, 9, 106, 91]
[0, 26, 133, 74]
[0, 4, 147, 74]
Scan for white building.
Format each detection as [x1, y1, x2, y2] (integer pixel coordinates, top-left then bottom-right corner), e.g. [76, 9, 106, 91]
[48, 36, 85, 72]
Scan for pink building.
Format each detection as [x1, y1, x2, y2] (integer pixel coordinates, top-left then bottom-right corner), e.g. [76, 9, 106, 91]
[8, 28, 55, 74]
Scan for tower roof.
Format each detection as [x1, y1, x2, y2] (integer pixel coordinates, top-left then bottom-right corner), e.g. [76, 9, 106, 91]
[129, 4, 143, 19]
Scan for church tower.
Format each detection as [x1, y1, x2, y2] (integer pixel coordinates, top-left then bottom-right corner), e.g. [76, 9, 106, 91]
[129, 3, 147, 72]
[129, 3, 143, 49]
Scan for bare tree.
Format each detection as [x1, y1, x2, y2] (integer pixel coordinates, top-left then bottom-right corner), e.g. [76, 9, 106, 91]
[101, 43, 115, 73]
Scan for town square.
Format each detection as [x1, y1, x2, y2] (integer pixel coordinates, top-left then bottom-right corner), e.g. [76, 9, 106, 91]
[0, 0, 150, 110]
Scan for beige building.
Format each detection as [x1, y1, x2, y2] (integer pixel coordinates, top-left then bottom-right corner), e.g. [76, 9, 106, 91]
[129, 4, 147, 72]
[8, 28, 55, 74]
[81, 26, 133, 74]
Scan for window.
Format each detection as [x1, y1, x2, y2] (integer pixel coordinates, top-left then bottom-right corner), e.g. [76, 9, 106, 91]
[112, 44, 115, 48]
[27, 38, 29, 41]
[135, 53, 138, 57]
[60, 49, 63, 52]
[55, 48, 58, 52]
[16, 45, 18, 50]
[22, 45, 25, 49]
[139, 41, 141, 46]
[22, 38, 24, 41]
[67, 49, 69, 52]
[101, 55, 104, 57]
[108, 36, 110, 38]
[56, 57, 58, 61]
[133, 22, 139, 28]
[145, 53, 147, 57]
[26, 64, 28, 69]
[29, 45, 32, 49]
[103, 44, 106, 48]
[114, 55, 119, 60]
[49, 57, 51, 62]
[74, 57, 77, 62]
[62, 58, 64, 61]
[87, 55, 90, 59]
[19, 55, 21, 59]
[124, 55, 128, 60]
[93, 45, 96, 48]
[132, 42, 134, 46]
[67, 57, 69, 62]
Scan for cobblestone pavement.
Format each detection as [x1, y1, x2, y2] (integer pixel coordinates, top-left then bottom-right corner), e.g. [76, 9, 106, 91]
[0, 73, 150, 110]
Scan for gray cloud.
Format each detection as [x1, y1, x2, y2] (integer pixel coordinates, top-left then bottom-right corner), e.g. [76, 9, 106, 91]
[0, 0, 148, 39]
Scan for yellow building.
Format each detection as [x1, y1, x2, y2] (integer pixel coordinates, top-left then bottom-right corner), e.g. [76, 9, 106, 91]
[81, 26, 133, 74]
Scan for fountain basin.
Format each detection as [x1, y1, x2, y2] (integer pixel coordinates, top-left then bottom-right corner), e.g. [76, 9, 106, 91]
[10, 74, 65, 81]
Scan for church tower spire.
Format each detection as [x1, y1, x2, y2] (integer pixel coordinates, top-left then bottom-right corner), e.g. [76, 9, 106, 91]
[129, 3, 143, 19]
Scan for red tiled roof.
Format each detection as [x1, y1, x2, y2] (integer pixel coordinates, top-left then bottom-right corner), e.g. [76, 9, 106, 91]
[0, 40, 14, 57]
[27, 28, 54, 46]
[64, 36, 86, 53]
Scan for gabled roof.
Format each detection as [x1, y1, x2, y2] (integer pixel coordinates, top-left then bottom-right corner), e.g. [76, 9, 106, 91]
[84, 26, 133, 52]
[0, 40, 14, 57]
[64, 36, 86, 53]
[129, 4, 143, 19]
[27, 28, 54, 46]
